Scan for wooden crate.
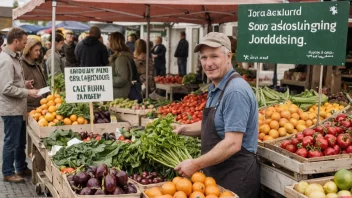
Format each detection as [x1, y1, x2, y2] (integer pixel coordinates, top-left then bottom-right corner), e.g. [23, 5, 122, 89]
[62, 175, 142, 198]
[142, 184, 238, 198]
[28, 116, 130, 138]
[110, 107, 153, 126]
[284, 176, 333, 198]
[37, 172, 60, 198]
[260, 162, 304, 196]
[129, 179, 165, 191]
[109, 107, 153, 115]
[257, 145, 352, 175]
[44, 169, 53, 183]
[52, 163, 64, 197]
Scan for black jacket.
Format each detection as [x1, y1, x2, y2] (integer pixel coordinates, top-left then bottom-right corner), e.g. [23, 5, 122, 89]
[151, 44, 166, 69]
[62, 42, 79, 67]
[174, 38, 189, 58]
[75, 36, 109, 67]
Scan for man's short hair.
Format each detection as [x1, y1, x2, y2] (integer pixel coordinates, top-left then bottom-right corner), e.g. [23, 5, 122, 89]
[89, 26, 101, 38]
[129, 33, 137, 41]
[7, 27, 27, 44]
[180, 32, 186, 37]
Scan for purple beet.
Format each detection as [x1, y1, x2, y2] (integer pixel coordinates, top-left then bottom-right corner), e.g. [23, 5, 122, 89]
[104, 174, 117, 193]
[87, 178, 100, 188]
[96, 164, 108, 179]
[112, 186, 125, 195]
[80, 187, 95, 195]
[116, 171, 128, 186]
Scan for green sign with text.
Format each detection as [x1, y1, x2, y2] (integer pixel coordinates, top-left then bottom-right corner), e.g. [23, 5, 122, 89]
[236, 2, 349, 65]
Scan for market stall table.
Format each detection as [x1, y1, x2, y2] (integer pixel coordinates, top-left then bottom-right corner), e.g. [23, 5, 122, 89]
[155, 83, 199, 101]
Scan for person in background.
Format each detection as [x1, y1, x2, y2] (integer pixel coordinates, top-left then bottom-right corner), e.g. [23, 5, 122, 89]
[21, 38, 47, 111]
[45, 33, 65, 77]
[62, 30, 79, 67]
[75, 26, 109, 67]
[0, 27, 39, 183]
[109, 32, 133, 99]
[78, 32, 87, 43]
[151, 36, 166, 76]
[0, 33, 4, 53]
[134, 39, 155, 94]
[174, 31, 189, 76]
[126, 33, 137, 53]
[173, 32, 260, 198]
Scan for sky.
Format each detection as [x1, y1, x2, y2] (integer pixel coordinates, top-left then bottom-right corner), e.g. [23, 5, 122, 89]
[1, 0, 30, 7]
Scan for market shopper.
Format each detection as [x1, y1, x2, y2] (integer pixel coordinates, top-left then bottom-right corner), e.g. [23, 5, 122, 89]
[151, 36, 166, 76]
[173, 32, 260, 198]
[62, 30, 79, 67]
[45, 33, 65, 77]
[109, 32, 134, 99]
[126, 33, 137, 53]
[21, 38, 47, 111]
[0, 27, 39, 183]
[174, 31, 189, 76]
[75, 26, 109, 67]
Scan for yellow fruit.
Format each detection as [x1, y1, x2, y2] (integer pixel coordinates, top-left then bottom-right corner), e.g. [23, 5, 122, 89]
[176, 178, 192, 196]
[48, 122, 56, 127]
[41, 104, 48, 110]
[48, 106, 57, 113]
[284, 123, 294, 133]
[63, 118, 72, 125]
[70, 114, 77, 122]
[300, 112, 309, 121]
[40, 98, 48, 105]
[259, 124, 270, 135]
[54, 94, 61, 98]
[258, 133, 265, 140]
[56, 103, 61, 109]
[205, 186, 220, 197]
[279, 118, 288, 127]
[77, 116, 85, 124]
[297, 120, 306, 126]
[278, 128, 287, 137]
[280, 110, 291, 120]
[46, 95, 55, 101]
[53, 119, 59, 124]
[291, 113, 300, 120]
[296, 124, 307, 132]
[289, 118, 298, 127]
[265, 110, 274, 119]
[191, 172, 206, 183]
[204, 177, 216, 187]
[268, 129, 279, 139]
[271, 112, 281, 121]
[38, 118, 48, 127]
[72, 121, 79, 125]
[269, 120, 279, 130]
[54, 98, 62, 104]
[56, 115, 64, 120]
[44, 113, 55, 122]
[84, 119, 89, 124]
[47, 101, 56, 107]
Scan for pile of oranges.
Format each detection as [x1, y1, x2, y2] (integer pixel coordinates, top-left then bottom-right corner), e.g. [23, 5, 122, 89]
[145, 172, 236, 198]
[258, 101, 318, 142]
[29, 94, 88, 127]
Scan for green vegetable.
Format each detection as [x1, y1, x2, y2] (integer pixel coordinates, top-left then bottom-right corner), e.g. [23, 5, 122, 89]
[48, 73, 65, 94]
[56, 102, 90, 120]
[42, 129, 81, 150]
[291, 89, 328, 111]
[182, 73, 197, 85]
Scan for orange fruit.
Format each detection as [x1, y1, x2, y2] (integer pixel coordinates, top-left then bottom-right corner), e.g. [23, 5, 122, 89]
[54, 94, 61, 98]
[263, 135, 274, 141]
[191, 172, 206, 183]
[176, 178, 193, 196]
[271, 112, 281, 121]
[173, 191, 187, 198]
[156, 195, 173, 198]
[289, 118, 298, 127]
[145, 187, 163, 198]
[77, 116, 85, 124]
[265, 110, 273, 119]
[48, 122, 56, 127]
[39, 116, 44, 121]
[190, 191, 205, 198]
[204, 177, 216, 187]
[300, 112, 309, 121]
[205, 195, 218, 198]
[284, 123, 294, 133]
[44, 113, 55, 122]
[56, 115, 64, 120]
[280, 110, 291, 120]
[220, 191, 235, 197]
[259, 124, 270, 135]
[161, 182, 177, 196]
[268, 129, 279, 139]
[84, 119, 89, 124]
[63, 118, 72, 125]
[48, 106, 57, 113]
[38, 118, 48, 127]
[33, 113, 41, 120]
[279, 118, 288, 127]
[40, 98, 48, 105]
[172, 177, 182, 185]
[54, 98, 62, 104]
[258, 133, 265, 140]
[269, 120, 279, 130]
[56, 103, 61, 109]
[53, 119, 59, 124]
[29, 110, 36, 115]
[41, 104, 48, 110]
[278, 128, 287, 137]
[258, 119, 264, 127]
[46, 95, 55, 101]
[205, 186, 220, 197]
[72, 121, 79, 125]
[193, 182, 205, 193]
[47, 101, 56, 107]
[36, 107, 43, 113]
[70, 114, 77, 122]
[264, 119, 272, 124]
[291, 113, 300, 120]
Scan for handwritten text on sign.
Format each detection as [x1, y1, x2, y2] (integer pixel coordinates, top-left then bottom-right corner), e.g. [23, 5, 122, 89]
[65, 67, 113, 103]
[236, 2, 349, 65]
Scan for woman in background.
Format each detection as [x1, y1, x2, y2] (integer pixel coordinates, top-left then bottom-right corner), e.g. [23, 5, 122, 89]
[21, 38, 47, 111]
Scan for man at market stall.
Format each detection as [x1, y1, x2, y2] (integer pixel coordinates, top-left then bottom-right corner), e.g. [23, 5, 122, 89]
[0, 27, 39, 183]
[62, 30, 79, 67]
[75, 26, 109, 67]
[173, 32, 260, 198]
[151, 36, 166, 76]
[174, 31, 189, 77]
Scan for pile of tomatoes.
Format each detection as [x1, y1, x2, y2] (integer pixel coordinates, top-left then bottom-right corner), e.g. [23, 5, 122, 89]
[281, 113, 352, 158]
[154, 75, 183, 84]
[158, 93, 207, 124]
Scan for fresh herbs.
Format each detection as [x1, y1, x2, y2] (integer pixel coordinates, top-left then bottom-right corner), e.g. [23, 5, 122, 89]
[48, 73, 65, 94]
[56, 102, 90, 120]
[42, 129, 81, 150]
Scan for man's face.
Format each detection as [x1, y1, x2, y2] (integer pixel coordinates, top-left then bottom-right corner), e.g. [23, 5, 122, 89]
[45, 42, 51, 49]
[155, 38, 161, 45]
[66, 33, 74, 43]
[15, 35, 27, 51]
[199, 45, 231, 83]
[128, 36, 133, 42]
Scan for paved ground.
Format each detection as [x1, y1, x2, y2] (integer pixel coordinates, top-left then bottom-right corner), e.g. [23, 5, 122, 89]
[0, 119, 39, 198]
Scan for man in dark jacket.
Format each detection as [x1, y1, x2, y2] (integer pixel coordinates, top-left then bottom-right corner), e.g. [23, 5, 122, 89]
[75, 26, 109, 67]
[151, 36, 166, 76]
[174, 32, 189, 76]
[62, 30, 79, 67]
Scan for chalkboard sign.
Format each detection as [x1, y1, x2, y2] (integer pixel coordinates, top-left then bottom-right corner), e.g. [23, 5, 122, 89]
[236, 2, 349, 65]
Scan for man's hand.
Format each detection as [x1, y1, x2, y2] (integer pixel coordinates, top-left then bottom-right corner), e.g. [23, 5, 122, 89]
[28, 89, 39, 98]
[152, 54, 158, 58]
[174, 159, 199, 177]
[171, 123, 184, 135]
[25, 80, 34, 89]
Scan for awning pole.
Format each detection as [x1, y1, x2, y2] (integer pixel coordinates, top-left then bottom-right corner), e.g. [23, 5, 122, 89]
[50, 0, 57, 94]
[145, 5, 150, 98]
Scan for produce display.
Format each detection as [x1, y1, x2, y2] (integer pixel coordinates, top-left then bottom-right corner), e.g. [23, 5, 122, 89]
[154, 75, 183, 84]
[308, 102, 345, 120]
[144, 172, 236, 198]
[280, 113, 352, 158]
[328, 92, 350, 106]
[43, 129, 81, 149]
[258, 101, 317, 141]
[110, 98, 154, 110]
[182, 73, 197, 85]
[158, 93, 207, 124]
[253, 86, 290, 108]
[48, 73, 65, 94]
[293, 169, 352, 198]
[93, 105, 111, 124]
[66, 164, 138, 195]
[129, 171, 164, 185]
[290, 90, 328, 111]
